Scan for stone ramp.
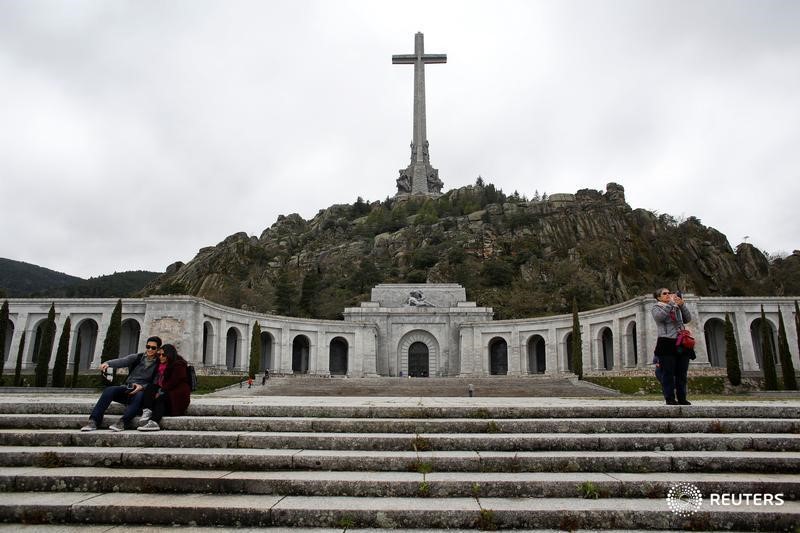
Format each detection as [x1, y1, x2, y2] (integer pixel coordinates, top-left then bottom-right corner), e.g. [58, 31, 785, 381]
[0, 395, 799, 530]
[216, 375, 619, 397]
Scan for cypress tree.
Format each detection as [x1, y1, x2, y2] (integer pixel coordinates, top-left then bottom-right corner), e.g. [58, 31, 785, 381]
[34, 304, 57, 387]
[723, 313, 741, 386]
[14, 332, 26, 386]
[760, 306, 779, 390]
[571, 298, 583, 380]
[0, 300, 8, 383]
[101, 299, 122, 363]
[795, 301, 800, 366]
[51, 316, 72, 387]
[72, 333, 82, 388]
[777, 309, 798, 390]
[249, 321, 261, 380]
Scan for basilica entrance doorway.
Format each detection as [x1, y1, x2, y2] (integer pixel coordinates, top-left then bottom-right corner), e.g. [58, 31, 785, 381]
[408, 341, 429, 377]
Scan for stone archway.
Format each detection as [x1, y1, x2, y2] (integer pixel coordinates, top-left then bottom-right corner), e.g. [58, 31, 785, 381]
[489, 337, 508, 375]
[73, 319, 99, 371]
[329, 337, 348, 376]
[527, 335, 546, 374]
[600, 327, 614, 370]
[625, 321, 638, 367]
[120, 319, 141, 355]
[202, 322, 215, 366]
[564, 332, 574, 373]
[260, 331, 273, 371]
[292, 335, 310, 374]
[397, 330, 439, 377]
[704, 318, 727, 368]
[2, 319, 14, 367]
[750, 318, 777, 370]
[226, 327, 241, 370]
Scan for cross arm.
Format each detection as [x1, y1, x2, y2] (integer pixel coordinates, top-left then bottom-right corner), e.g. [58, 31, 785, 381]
[392, 54, 448, 65]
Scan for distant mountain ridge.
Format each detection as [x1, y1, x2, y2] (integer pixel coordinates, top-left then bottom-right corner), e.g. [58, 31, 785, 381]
[0, 258, 160, 298]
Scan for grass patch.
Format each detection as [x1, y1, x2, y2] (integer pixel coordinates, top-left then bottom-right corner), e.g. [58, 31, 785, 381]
[585, 375, 727, 395]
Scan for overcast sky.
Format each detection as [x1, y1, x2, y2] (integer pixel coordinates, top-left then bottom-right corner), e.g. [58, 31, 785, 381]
[1, 0, 798, 279]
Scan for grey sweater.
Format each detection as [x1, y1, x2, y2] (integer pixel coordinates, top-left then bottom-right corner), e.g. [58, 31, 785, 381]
[651, 302, 692, 339]
[107, 353, 158, 386]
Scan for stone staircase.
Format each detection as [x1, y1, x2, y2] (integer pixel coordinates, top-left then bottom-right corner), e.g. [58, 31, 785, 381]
[0, 395, 799, 530]
[218, 375, 620, 397]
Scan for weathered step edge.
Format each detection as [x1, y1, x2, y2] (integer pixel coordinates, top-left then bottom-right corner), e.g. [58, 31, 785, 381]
[0, 493, 798, 531]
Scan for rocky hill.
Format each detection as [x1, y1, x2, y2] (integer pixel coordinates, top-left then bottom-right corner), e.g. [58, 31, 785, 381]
[141, 182, 800, 319]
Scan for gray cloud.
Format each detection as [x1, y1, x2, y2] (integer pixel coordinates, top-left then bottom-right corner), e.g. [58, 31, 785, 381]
[1, 0, 798, 279]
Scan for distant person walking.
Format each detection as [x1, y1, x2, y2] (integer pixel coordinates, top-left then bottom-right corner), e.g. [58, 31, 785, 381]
[651, 288, 693, 405]
[137, 344, 191, 432]
[262, 369, 270, 386]
[81, 336, 162, 432]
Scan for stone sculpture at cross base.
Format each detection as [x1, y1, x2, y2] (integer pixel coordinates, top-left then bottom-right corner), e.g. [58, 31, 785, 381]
[393, 32, 446, 197]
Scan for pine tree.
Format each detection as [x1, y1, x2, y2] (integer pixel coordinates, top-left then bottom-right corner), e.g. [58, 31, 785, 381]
[760, 306, 779, 390]
[723, 313, 741, 386]
[51, 316, 71, 387]
[274, 271, 294, 316]
[0, 300, 8, 383]
[571, 298, 583, 380]
[299, 270, 321, 318]
[34, 304, 57, 387]
[777, 309, 798, 390]
[101, 299, 122, 363]
[14, 332, 25, 386]
[249, 321, 261, 380]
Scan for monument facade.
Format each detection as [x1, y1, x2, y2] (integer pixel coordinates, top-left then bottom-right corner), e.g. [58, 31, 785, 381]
[393, 32, 445, 196]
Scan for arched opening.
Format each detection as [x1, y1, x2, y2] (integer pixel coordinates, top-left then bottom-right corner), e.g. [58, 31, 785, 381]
[750, 318, 777, 370]
[601, 328, 614, 370]
[489, 337, 508, 375]
[203, 322, 214, 365]
[565, 332, 574, 373]
[30, 319, 47, 365]
[408, 341, 429, 377]
[73, 319, 99, 371]
[120, 319, 140, 355]
[2, 319, 14, 366]
[527, 335, 546, 374]
[329, 337, 348, 375]
[292, 335, 310, 374]
[260, 331, 273, 371]
[704, 318, 727, 368]
[226, 328, 240, 370]
[626, 321, 638, 367]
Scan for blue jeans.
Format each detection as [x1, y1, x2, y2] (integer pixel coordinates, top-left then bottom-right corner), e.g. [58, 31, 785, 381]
[89, 385, 146, 426]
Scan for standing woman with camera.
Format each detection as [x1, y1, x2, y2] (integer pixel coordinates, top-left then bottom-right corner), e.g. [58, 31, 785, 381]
[652, 288, 693, 405]
[137, 344, 191, 431]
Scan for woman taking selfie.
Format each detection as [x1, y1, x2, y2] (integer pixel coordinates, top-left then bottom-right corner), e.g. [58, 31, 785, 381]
[651, 288, 693, 405]
[138, 344, 191, 431]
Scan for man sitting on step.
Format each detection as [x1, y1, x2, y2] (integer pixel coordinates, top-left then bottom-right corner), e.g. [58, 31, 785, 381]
[80, 336, 162, 432]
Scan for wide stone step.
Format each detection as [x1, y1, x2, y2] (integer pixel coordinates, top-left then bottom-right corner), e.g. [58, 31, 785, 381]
[2, 414, 798, 434]
[2, 446, 799, 473]
[3, 398, 799, 419]
[2, 467, 799, 500]
[2, 429, 799, 452]
[0, 491, 797, 530]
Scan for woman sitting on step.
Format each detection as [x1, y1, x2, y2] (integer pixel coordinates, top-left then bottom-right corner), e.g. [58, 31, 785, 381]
[138, 344, 191, 431]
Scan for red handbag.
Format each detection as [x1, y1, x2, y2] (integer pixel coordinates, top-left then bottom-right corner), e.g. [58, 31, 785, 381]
[676, 329, 696, 350]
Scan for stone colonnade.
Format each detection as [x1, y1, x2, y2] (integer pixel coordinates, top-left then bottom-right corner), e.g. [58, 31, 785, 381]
[1, 294, 798, 378]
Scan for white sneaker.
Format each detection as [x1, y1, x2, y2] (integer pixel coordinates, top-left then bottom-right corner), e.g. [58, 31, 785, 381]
[108, 417, 127, 432]
[139, 408, 153, 423]
[137, 420, 160, 432]
[80, 420, 97, 432]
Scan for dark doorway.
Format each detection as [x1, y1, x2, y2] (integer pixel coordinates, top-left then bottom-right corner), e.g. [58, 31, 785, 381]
[329, 337, 348, 375]
[527, 335, 546, 374]
[260, 332, 273, 371]
[489, 337, 508, 375]
[292, 335, 310, 374]
[601, 328, 614, 370]
[704, 318, 727, 368]
[408, 341, 429, 377]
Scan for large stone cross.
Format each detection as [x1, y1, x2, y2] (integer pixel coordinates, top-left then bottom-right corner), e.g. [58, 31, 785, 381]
[393, 33, 446, 196]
